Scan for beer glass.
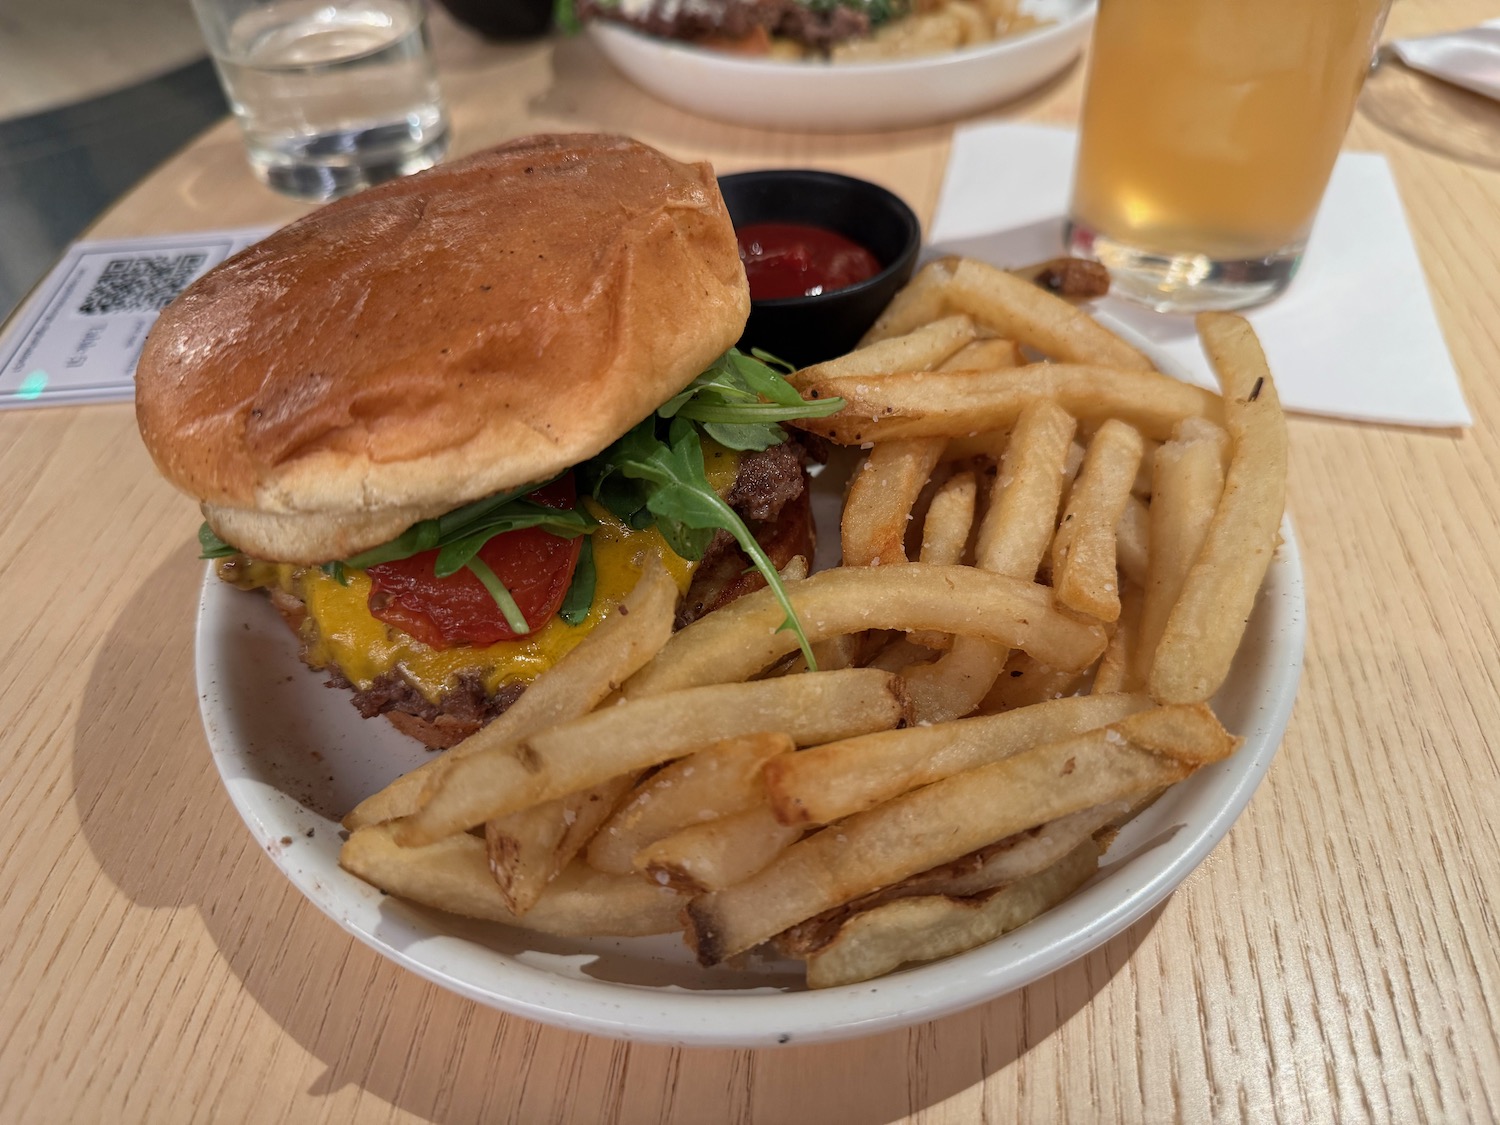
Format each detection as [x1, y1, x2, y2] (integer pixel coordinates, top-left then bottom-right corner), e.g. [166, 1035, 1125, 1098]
[1066, 0, 1391, 312]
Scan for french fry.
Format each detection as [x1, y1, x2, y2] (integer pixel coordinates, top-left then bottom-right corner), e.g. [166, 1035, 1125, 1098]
[842, 438, 947, 567]
[585, 733, 793, 875]
[919, 470, 978, 565]
[763, 692, 1150, 827]
[944, 258, 1154, 370]
[1116, 494, 1151, 588]
[900, 636, 1008, 723]
[1150, 314, 1287, 703]
[485, 776, 633, 914]
[1092, 584, 1143, 694]
[638, 805, 803, 894]
[340, 827, 688, 937]
[1051, 419, 1145, 622]
[865, 635, 942, 672]
[780, 800, 1130, 941]
[978, 651, 1088, 712]
[623, 564, 1108, 696]
[807, 632, 865, 672]
[947, 0, 992, 45]
[979, 0, 1020, 23]
[940, 429, 1011, 463]
[977, 398, 1078, 578]
[1132, 440, 1159, 496]
[687, 703, 1239, 964]
[792, 365, 1222, 445]
[1133, 419, 1227, 689]
[802, 314, 974, 381]
[936, 337, 1023, 371]
[906, 470, 978, 651]
[343, 556, 679, 830]
[391, 669, 909, 846]
[859, 259, 958, 344]
[801, 841, 1101, 987]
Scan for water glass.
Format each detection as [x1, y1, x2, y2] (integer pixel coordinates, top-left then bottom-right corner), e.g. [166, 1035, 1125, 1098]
[1066, 0, 1391, 312]
[190, 0, 451, 201]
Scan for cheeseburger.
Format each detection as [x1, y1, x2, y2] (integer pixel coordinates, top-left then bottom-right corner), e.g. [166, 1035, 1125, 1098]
[136, 134, 839, 749]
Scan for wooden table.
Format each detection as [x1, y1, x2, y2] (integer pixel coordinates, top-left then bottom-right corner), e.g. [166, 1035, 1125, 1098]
[4, 3, 1498, 1120]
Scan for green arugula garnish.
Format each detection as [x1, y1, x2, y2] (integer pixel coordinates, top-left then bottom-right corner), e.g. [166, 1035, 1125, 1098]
[579, 348, 843, 667]
[201, 349, 843, 657]
[199, 524, 238, 560]
[557, 537, 596, 626]
[658, 348, 842, 451]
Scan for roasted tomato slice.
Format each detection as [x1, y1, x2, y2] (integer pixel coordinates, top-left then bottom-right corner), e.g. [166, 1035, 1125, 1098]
[365, 476, 583, 649]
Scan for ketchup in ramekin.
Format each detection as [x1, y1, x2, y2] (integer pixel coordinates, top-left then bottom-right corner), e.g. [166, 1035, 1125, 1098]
[736, 222, 882, 301]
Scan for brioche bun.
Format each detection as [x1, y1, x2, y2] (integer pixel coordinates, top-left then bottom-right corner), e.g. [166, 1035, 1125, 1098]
[135, 133, 750, 563]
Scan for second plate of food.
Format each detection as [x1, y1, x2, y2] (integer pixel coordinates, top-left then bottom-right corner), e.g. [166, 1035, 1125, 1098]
[586, 0, 1096, 131]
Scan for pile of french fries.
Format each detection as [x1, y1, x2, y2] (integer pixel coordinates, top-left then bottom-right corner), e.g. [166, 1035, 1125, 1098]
[339, 255, 1288, 989]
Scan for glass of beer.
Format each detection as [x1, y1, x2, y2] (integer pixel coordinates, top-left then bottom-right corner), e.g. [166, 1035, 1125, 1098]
[1066, 0, 1391, 312]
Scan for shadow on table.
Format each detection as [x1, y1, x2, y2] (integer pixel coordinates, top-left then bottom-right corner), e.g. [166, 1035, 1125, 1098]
[74, 551, 1165, 1125]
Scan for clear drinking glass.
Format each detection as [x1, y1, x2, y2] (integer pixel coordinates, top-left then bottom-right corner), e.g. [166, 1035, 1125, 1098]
[1065, 0, 1391, 313]
[190, 0, 451, 201]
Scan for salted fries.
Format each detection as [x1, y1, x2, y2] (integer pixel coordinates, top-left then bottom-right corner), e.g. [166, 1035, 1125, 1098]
[338, 256, 1288, 988]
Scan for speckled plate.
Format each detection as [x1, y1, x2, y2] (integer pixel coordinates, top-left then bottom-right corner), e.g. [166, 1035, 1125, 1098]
[195, 323, 1305, 1047]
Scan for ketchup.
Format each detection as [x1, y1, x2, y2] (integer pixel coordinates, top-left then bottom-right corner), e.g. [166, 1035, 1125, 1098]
[736, 222, 881, 301]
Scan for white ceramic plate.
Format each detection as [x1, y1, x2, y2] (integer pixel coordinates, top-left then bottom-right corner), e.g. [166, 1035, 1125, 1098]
[196, 327, 1304, 1047]
[586, 0, 1096, 132]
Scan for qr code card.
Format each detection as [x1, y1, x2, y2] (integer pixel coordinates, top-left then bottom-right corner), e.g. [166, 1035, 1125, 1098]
[0, 227, 274, 409]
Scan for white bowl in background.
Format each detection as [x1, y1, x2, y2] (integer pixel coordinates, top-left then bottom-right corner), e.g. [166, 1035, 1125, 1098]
[586, 0, 1096, 132]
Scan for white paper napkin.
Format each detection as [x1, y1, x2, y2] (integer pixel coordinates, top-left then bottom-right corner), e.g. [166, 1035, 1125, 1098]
[929, 123, 1471, 429]
[1392, 19, 1500, 102]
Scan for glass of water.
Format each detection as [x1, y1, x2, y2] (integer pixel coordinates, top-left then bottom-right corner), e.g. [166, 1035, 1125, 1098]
[191, 0, 451, 201]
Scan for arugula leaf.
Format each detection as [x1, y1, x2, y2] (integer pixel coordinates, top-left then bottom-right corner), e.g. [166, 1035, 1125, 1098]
[557, 537, 597, 625]
[430, 500, 595, 578]
[466, 556, 531, 635]
[589, 415, 820, 668]
[749, 347, 796, 375]
[198, 524, 238, 560]
[660, 349, 844, 451]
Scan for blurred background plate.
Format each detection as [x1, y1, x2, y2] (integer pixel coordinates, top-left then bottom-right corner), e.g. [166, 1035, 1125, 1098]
[586, 0, 1095, 132]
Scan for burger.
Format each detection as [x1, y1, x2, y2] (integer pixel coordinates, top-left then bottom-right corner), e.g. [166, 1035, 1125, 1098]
[135, 134, 839, 749]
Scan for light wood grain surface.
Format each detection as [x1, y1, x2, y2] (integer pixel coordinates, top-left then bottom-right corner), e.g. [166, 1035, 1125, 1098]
[3, 2, 1499, 1121]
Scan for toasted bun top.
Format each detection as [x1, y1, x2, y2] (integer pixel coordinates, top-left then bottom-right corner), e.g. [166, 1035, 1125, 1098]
[135, 134, 749, 563]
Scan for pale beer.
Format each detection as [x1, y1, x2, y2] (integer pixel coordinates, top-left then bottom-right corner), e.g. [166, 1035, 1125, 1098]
[1067, 0, 1389, 310]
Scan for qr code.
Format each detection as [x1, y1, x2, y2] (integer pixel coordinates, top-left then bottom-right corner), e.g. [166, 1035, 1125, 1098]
[76, 253, 207, 315]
